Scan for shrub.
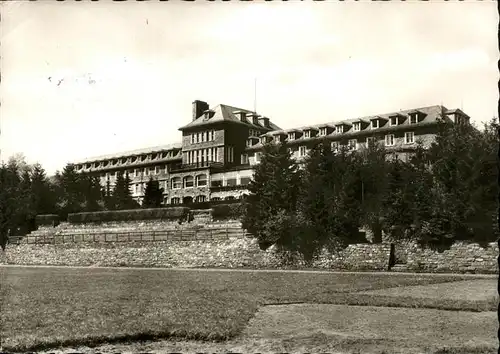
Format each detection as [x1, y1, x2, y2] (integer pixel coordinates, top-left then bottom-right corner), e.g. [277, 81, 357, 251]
[68, 207, 190, 224]
[211, 203, 244, 220]
[35, 214, 60, 227]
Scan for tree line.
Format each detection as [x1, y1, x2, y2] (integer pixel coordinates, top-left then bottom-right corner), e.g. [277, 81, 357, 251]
[242, 119, 499, 262]
[0, 159, 164, 249]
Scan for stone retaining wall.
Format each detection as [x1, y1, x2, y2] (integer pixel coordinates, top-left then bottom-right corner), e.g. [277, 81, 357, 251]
[405, 241, 498, 273]
[0, 237, 391, 271]
[1, 237, 496, 273]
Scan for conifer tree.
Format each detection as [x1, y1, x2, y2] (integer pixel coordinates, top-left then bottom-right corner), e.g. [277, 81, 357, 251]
[242, 141, 302, 250]
[112, 171, 138, 210]
[142, 177, 164, 208]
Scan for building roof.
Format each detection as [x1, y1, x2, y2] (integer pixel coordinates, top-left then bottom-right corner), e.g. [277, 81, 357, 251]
[178, 104, 281, 131]
[270, 105, 450, 135]
[72, 143, 182, 164]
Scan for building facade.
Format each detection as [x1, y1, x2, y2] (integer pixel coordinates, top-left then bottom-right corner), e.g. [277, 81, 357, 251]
[72, 101, 470, 204]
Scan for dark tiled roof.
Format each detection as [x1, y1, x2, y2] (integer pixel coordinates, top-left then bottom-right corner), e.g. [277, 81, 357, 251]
[178, 104, 281, 131]
[245, 105, 453, 151]
[73, 143, 182, 164]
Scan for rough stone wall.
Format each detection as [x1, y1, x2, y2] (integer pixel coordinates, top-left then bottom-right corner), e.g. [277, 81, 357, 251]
[0, 238, 391, 271]
[405, 241, 498, 273]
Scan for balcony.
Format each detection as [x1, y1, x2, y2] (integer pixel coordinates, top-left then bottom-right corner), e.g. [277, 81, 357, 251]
[169, 161, 224, 172]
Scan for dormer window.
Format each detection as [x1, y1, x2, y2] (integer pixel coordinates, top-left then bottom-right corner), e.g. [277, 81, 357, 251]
[274, 135, 280, 143]
[319, 127, 327, 136]
[390, 116, 398, 126]
[409, 113, 419, 125]
[353, 122, 361, 132]
[371, 120, 379, 129]
[260, 136, 267, 144]
[246, 139, 253, 147]
[336, 125, 344, 134]
[288, 132, 295, 141]
[304, 130, 311, 138]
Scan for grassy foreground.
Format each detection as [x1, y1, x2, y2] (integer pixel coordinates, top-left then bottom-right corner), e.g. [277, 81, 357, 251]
[0, 266, 494, 352]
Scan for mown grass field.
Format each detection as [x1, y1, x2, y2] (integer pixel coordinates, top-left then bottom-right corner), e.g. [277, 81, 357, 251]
[0, 266, 495, 352]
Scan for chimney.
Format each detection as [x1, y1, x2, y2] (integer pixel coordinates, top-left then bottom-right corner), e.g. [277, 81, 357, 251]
[258, 116, 270, 128]
[192, 100, 209, 121]
[233, 111, 247, 122]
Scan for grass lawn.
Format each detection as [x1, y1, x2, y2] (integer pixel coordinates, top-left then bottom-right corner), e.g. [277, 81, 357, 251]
[0, 266, 494, 352]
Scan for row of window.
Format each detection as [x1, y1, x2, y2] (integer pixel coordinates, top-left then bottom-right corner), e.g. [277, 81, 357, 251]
[272, 114, 420, 143]
[100, 165, 168, 180]
[190, 130, 215, 144]
[171, 175, 208, 189]
[251, 132, 416, 161]
[169, 195, 240, 204]
[78, 151, 178, 170]
[186, 148, 219, 164]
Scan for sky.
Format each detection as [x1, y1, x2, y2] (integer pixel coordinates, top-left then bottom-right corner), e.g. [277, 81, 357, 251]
[1, 1, 498, 175]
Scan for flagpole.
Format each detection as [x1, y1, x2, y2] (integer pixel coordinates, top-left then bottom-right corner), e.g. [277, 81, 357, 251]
[254, 77, 257, 114]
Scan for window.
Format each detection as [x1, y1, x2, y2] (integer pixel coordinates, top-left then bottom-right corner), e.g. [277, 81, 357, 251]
[106, 173, 110, 180]
[366, 137, 375, 146]
[155, 166, 162, 175]
[240, 177, 252, 185]
[304, 130, 311, 138]
[353, 122, 361, 132]
[196, 174, 207, 187]
[348, 139, 358, 150]
[226, 178, 237, 187]
[390, 116, 398, 126]
[299, 146, 307, 157]
[134, 169, 139, 177]
[319, 128, 326, 136]
[225, 196, 235, 201]
[385, 134, 395, 146]
[410, 114, 418, 125]
[255, 152, 261, 162]
[227, 146, 234, 163]
[241, 154, 249, 164]
[274, 135, 280, 143]
[247, 139, 253, 147]
[171, 177, 181, 189]
[211, 179, 223, 187]
[336, 125, 344, 134]
[134, 184, 139, 194]
[404, 131, 414, 144]
[209, 130, 215, 141]
[171, 197, 180, 205]
[260, 136, 267, 144]
[371, 120, 379, 129]
[288, 132, 295, 141]
[195, 195, 206, 203]
[183, 176, 194, 188]
[331, 141, 338, 152]
[211, 197, 221, 201]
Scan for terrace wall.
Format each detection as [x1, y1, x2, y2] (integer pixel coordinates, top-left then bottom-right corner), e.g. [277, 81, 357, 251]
[0, 237, 391, 271]
[1, 232, 497, 273]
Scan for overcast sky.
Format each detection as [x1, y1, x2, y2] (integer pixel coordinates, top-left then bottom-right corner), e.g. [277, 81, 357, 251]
[1, 1, 497, 174]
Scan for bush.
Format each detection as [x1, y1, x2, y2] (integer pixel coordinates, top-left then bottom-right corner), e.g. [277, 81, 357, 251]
[68, 207, 190, 224]
[211, 203, 244, 220]
[35, 214, 60, 227]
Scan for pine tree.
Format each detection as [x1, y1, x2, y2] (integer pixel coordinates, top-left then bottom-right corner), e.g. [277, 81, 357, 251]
[112, 171, 138, 210]
[142, 177, 164, 208]
[242, 142, 302, 250]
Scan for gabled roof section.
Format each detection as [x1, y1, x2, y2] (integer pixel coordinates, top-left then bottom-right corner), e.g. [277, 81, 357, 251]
[73, 143, 182, 164]
[179, 104, 281, 131]
[265, 105, 450, 135]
